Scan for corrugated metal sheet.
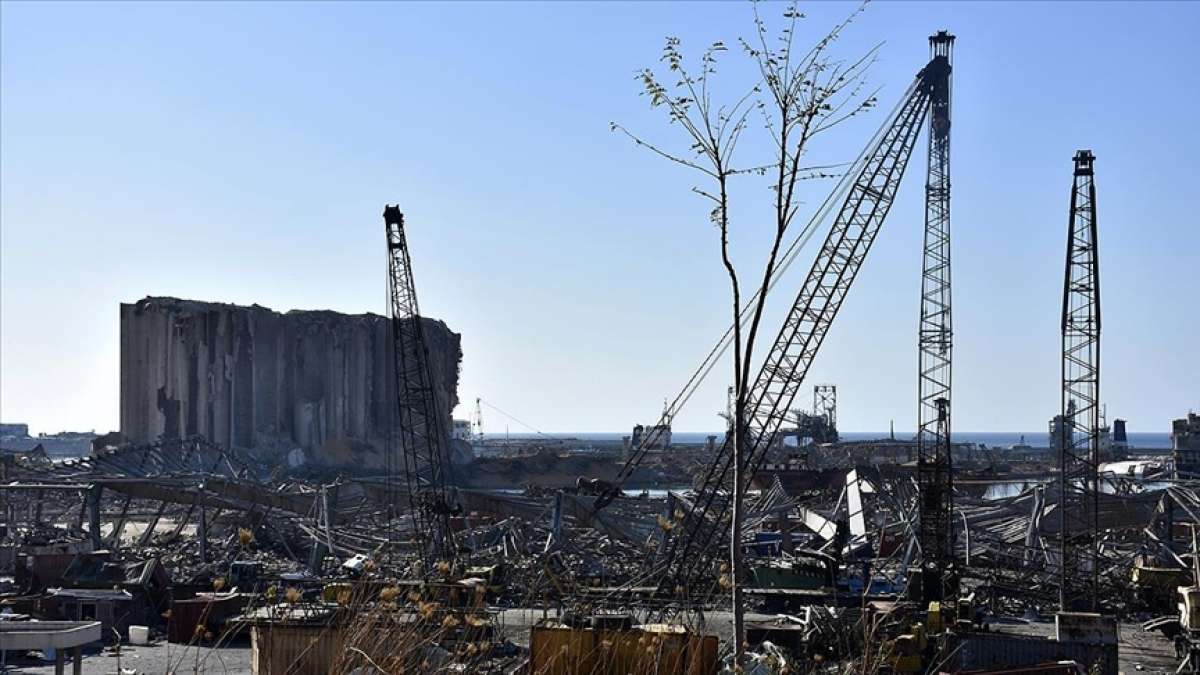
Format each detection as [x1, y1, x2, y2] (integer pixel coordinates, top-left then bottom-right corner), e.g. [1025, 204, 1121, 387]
[168, 595, 250, 644]
[956, 633, 1117, 675]
[959, 662, 1082, 675]
[530, 622, 718, 675]
[530, 623, 596, 675]
[251, 624, 342, 675]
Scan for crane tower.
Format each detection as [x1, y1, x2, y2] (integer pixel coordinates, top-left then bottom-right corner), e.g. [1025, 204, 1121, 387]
[814, 384, 838, 435]
[1058, 150, 1101, 612]
[384, 205, 457, 567]
[917, 30, 957, 605]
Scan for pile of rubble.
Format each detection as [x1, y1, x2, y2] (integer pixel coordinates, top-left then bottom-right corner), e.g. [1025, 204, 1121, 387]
[3, 435, 1197, 673]
[0, 436, 684, 673]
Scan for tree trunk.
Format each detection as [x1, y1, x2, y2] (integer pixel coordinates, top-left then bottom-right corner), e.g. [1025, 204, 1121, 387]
[731, 411, 745, 664]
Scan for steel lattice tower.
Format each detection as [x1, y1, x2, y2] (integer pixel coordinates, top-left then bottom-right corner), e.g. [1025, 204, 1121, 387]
[1058, 150, 1100, 612]
[917, 30, 956, 605]
[813, 384, 838, 436]
[384, 205, 456, 567]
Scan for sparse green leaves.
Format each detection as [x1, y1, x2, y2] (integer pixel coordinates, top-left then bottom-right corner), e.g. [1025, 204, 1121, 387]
[617, 0, 877, 245]
[611, 7, 879, 545]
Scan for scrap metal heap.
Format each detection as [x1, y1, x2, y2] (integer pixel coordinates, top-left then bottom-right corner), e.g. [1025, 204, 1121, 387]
[0, 435, 672, 672]
[3, 430, 1189, 672]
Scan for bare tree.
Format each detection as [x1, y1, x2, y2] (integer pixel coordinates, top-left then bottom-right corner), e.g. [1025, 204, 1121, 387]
[614, 1, 878, 663]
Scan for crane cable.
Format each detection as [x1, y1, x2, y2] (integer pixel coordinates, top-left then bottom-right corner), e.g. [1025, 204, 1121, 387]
[476, 398, 567, 441]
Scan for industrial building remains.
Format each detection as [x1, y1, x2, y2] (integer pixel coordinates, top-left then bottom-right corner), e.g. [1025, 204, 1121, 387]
[119, 297, 462, 470]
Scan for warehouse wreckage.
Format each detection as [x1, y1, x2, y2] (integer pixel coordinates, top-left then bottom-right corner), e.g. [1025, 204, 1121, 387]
[0, 434, 1198, 672]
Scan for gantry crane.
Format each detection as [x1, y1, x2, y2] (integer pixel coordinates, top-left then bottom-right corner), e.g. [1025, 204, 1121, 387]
[1058, 150, 1101, 612]
[383, 205, 457, 567]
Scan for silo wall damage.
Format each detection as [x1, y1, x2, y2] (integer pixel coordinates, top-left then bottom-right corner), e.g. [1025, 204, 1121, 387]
[119, 296, 461, 471]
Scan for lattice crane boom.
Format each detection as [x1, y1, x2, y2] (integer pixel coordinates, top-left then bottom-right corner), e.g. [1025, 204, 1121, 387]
[384, 205, 456, 566]
[655, 63, 939, 601]
[1058, 150, 1101, 612]
[916, 30, 956, 605]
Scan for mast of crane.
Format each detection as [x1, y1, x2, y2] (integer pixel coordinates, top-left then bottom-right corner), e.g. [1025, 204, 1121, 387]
[916, 30, 956, 606]
[1059, 150, 1101, 612]
[814, 384, 838, 438]
[473, 397, 485, 441]
[383, 205, 456, 569]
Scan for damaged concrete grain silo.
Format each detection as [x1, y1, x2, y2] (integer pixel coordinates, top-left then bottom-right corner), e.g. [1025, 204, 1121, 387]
[119, 296, 463, 471]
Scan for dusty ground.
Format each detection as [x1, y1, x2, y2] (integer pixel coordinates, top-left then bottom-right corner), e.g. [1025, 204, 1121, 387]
[1119, 628, 1179, 675]
[1, 612, 1178, 673]
[2, 608, 732, 674]
[1, 638, 253, 674]
[989, 618, 1178, 675]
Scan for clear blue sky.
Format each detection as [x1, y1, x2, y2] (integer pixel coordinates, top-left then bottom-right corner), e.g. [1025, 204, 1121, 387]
[2, 1, 1196, 436]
